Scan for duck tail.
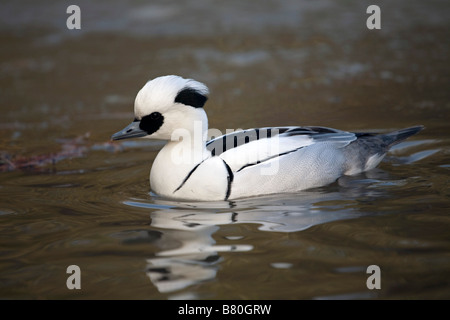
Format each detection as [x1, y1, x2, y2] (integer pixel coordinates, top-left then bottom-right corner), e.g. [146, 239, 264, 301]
[384, 125, 424, 147]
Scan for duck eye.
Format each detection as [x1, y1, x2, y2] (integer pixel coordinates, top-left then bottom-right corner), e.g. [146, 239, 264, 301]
[150, 112, 161, 120]
[139, 112, 164, 135]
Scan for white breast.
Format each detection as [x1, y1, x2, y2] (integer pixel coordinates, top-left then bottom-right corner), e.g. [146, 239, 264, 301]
[150, 141, 229, 201]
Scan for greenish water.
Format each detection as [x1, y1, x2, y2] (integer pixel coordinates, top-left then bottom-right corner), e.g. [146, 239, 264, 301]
[0, 0, 449, 299]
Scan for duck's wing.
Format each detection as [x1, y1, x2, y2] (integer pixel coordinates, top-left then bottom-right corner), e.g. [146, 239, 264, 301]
[206, 126, 357, 172]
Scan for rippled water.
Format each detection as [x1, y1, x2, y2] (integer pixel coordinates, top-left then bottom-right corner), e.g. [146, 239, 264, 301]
[1, 0, 449, 299]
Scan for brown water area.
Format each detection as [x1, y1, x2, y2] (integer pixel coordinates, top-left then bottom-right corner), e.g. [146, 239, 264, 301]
[0, 0, 449, 299]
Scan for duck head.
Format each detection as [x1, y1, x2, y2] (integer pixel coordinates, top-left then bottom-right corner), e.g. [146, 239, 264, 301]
[111, 75, 209, 141]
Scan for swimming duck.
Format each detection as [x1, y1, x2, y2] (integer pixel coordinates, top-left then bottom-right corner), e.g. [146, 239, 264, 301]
[111, 75, 423, 201]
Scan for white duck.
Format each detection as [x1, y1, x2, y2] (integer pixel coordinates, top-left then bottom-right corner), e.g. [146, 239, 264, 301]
[111, 75, 423, 201]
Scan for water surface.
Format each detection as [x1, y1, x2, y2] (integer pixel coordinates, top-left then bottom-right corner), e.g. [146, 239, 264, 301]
[0, 0, 449, 299]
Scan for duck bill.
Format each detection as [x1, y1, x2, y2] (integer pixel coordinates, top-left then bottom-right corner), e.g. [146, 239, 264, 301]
[111, 121, 148, 141]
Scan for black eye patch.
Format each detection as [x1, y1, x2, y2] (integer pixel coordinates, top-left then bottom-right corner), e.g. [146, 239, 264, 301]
[139, 112, 164, 135]
[174, 87, 208, 108]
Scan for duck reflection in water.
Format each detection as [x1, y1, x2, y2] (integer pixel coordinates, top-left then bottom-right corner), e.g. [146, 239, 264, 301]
[126, 169, 395, 296]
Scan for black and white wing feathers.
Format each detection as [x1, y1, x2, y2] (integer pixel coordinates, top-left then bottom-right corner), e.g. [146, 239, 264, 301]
[206, 126, 357, 173]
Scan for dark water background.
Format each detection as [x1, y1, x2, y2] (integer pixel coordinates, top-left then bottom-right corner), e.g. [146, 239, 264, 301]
[0, 0, 449, 299]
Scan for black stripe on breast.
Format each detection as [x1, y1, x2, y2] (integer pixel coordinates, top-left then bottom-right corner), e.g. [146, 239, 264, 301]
[222, 159, 234, 201]
[173, 160, 205, 193]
